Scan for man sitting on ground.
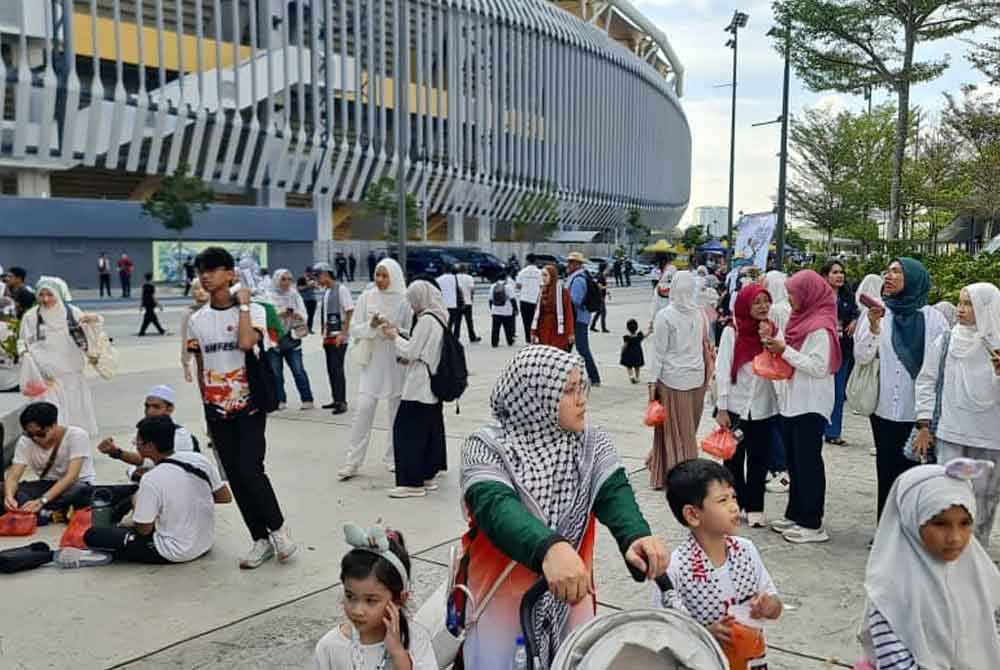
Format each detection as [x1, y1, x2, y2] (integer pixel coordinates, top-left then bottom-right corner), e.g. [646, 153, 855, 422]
[84, 415, 231, 564]
[3, 401, 96, 516]
[97, 385, 197, 482]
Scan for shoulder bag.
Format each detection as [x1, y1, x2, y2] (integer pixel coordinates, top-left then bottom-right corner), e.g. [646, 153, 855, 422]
[903, 330, 951, 462]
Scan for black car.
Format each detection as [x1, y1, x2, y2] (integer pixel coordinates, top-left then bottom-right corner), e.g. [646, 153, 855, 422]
[386, 248, 459, 282]
[427, 247, 507, 282]
[531, 253, 568, 277]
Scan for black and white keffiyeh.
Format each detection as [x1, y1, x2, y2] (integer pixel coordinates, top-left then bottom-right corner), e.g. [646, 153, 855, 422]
[461, 345, 622, 667]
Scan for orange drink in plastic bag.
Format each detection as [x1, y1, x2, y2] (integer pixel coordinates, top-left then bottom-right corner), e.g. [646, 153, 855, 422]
[725, 604, 768, 669]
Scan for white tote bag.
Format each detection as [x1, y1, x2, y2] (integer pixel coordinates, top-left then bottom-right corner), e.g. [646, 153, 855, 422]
[845, 357, 879, 416]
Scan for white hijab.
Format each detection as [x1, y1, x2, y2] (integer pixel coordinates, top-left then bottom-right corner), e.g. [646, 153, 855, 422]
[667, 270, 697, 315]
[35, 276, 72, 330]
[407, 280, 449, 324]
[366, 258, 406, 323]
[270, 268, 298, 311]
[947, 283, 1000, 412]
[865, 463, 1000, 670]
[855, 274, 884, 314]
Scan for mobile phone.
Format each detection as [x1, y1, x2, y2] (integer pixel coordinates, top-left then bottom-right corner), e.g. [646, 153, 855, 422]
[859, 293, 883, 311]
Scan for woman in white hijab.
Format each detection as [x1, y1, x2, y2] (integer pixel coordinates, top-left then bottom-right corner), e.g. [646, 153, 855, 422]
[647, 271, 709, 489]
[17, 277, 99, 436]
[339, 259, 412, 480]
[648, 264, 676, 331]
[915, 282, 1000, 547]
[860, 461, 1000, 669]
[267, 269, 315, 410]
[762, 270, 791, 331]
[380, 280, 448, 498]
[855, 274, 885, 317]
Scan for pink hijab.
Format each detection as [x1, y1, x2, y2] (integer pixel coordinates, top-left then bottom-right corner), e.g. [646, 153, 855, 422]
[784, 270, 842, 375]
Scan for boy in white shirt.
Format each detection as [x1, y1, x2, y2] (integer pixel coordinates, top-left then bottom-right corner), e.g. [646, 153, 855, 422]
[84, 416, 231, 564]
[488, 272, 518, 347]
[657, 459, 782, 661]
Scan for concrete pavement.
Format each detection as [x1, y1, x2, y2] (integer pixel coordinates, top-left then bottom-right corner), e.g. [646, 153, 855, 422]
[1, 286, 994, 669]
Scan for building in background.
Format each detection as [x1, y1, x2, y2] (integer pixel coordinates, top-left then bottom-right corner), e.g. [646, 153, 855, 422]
[694, 206, 729, 239]
[0, 1, 691, 279]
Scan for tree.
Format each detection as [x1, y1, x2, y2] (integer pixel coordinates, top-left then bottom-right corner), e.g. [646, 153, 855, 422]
[625, 208, 650, 256]
[788, 107, 859, 250]
[943, 86, 1000, 241]
[361, 177, 421, 240]
[784, 228, 808, 250]
[680, 225, 707, 250]
[969, 21, 1000, 84]
[510, 186, 559, 243]
[141, 164, 213, 282]
[772, 0, 993, 240]
[903, 125, 969, 252]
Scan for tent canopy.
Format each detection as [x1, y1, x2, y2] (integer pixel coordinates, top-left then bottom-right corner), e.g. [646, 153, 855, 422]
[643, 239, 676, 254]
[698, 238, 725, 253]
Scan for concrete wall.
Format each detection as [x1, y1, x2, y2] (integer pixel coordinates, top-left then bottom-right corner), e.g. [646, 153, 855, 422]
[0, 197, 315, 289]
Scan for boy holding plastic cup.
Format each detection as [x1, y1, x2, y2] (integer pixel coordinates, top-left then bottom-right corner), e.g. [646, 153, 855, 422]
[655, 459, 783, 668]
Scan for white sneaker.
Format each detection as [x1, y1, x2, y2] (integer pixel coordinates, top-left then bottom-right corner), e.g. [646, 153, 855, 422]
[770, 518, 797, 534]
[766, 472, 790, 494]
[783, 526, 830, 544]
[239, 539, 275, 569]
[277, 402, 287, 411]
[424, 480, 440, 492]
[337, 465, 358, 481]
[747, 512, 767, 528]
[388, 486, 426, 498]
[300, 401, 314, 410]
[270, 527, 298, 563]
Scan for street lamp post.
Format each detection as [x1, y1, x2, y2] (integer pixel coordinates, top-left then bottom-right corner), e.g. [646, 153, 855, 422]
[769, 23, 791, 270]
[725, 10, 748, 269]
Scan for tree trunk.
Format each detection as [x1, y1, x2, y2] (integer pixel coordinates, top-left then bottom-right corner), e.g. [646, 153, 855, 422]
[888, 35, 915, 242]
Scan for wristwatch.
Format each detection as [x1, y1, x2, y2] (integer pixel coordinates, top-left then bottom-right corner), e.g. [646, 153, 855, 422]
[40, 496, 48, 506]
[239, 304, 250, 313]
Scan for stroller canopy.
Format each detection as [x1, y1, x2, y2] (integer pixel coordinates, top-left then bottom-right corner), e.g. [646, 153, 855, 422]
[549, 608, 728, 670]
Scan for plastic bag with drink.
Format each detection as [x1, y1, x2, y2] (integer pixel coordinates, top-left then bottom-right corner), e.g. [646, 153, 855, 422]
[724, 604, 767, 670]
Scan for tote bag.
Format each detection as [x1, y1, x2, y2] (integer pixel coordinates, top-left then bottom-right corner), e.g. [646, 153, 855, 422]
[845, 357, 879, 416]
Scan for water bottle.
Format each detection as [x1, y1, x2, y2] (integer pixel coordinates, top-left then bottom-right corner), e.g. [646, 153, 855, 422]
[511, 635, 528, 670]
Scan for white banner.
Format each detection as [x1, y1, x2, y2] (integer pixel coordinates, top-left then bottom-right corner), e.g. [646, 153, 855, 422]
[735, 212, 777, 270]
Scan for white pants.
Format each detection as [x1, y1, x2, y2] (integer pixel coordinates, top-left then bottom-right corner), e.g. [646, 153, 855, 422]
[346, 393, 400, 469]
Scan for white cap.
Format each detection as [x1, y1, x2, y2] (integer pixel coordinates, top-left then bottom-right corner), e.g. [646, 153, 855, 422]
[146, 385, 176, 406]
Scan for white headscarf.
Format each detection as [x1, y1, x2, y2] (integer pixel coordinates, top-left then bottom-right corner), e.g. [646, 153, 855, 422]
[933, 301, 957, 328]
[35, 276, 72, 330]
[269, 268, 298, 311]
[946, 283, 1000, 412]
[406, 280, 449, 323]
[667, 270, 697, 315]
[865, 463, 1000, 670]
[855, 274, 884, 314]
[366, 258, 406, 321]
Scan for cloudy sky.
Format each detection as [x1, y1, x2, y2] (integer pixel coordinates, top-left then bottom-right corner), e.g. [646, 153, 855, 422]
[632, 0, 991, 228]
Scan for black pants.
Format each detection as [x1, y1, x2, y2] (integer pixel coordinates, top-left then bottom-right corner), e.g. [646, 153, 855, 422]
[120, 272, 131, 297]
[99, 274, 112, 297]
[590, 305, 608, 332]
[519, 301, 536, 340]
[491, 314, 516, 347]
[462, 305, 479, 340]
[208, 412, 284, 541]
[139, 307, 165, 335]
[614, 272, 623, 287]
[870, 415, 917, 521]
[780, 413, 827, 530]
[448, 308, 463, 340]
[304, 300, 318, 332]
[723, 414, 773, 513]
[336, 267, 348, 281]
[368, 262, 376, 281]
[13, 480, 93, 511]
[84, 526, 171, 564]
[324, 342, 349, 404]
[393, 400, 447, 487]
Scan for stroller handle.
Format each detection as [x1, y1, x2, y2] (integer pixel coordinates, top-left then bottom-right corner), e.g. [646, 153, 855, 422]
[518, 573, 675, 670]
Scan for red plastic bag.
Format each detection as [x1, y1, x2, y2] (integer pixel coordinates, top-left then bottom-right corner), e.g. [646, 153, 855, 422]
[644, 400, 667, 427]
[19, 354, 50, 398]
[0, 511, 38, 537]
[752, 351, 794, 381]
[701, 427, 738, 460]
[59, 507, 92, 549]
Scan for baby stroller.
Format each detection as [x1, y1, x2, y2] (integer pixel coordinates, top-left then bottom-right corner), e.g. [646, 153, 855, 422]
[519, 576, 729, 670]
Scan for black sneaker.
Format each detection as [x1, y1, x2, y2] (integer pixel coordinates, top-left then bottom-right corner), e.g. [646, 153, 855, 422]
[331, 403, 349, 415]
[321, 402, 337, 409]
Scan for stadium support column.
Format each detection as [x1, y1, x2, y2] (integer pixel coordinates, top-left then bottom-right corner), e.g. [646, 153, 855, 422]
[17, 169, 50, 197]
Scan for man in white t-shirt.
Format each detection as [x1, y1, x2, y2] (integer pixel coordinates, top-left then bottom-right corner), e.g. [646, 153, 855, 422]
[515, 254, 542, 341]
[313, 262, 354, 415]
[3, 401, 96, 514]
[436, 267, 462, 336]
[455, 265, 481, 343]
[187, 247, 296, 570]
[84, 416, 231, 564]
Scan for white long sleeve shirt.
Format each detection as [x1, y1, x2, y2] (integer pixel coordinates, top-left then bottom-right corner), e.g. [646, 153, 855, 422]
[715, 326, 778, 421]
[854, 306, 949, 423]
[437, 274, 459, 309]
[649, 308, 705, 391]
[515, 265, 542, 304]
[394, 313, 445, 404]
[915, 333, 1000, 450]
[777, 330, 835, 420]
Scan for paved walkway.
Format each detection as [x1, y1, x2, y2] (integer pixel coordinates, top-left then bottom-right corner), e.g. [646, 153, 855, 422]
[1, 288, 995, 669]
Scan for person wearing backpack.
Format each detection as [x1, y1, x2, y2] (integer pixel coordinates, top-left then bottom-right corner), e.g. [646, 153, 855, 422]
[380, 281, 451, 499]
[566, 252, 602, 387]
[488, 271, 518, 348]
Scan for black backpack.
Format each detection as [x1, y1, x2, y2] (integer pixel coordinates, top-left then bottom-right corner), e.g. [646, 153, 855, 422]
[491, 281, 508, 306]
[576, 272, 603, 312]
[422, 313, 468, 404]
[245, 339, 279, 414]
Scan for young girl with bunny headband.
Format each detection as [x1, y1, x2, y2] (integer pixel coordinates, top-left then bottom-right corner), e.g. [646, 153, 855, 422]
[313, 524, 437, 670]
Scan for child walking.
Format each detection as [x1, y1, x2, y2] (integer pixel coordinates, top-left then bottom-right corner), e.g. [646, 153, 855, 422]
[313, 524, 437, 670]
[859, 460, 1000, 670]
[620, 318, 646, 383]
[657, 459, 783, 668]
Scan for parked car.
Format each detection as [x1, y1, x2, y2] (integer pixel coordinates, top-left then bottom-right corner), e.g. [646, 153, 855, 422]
[531, 253, 568, 277]
[393, 248, 459, 281]
[435, 247, 507, 282]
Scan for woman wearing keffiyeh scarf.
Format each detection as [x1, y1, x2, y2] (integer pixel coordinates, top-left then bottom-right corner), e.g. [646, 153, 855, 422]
[459, 346, 669, 670]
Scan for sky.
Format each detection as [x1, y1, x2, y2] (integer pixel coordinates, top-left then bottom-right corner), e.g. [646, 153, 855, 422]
[632, 0, 993, 229]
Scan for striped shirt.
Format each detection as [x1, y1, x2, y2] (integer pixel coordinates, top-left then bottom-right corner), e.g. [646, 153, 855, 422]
[867, 606, 1000, 669]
